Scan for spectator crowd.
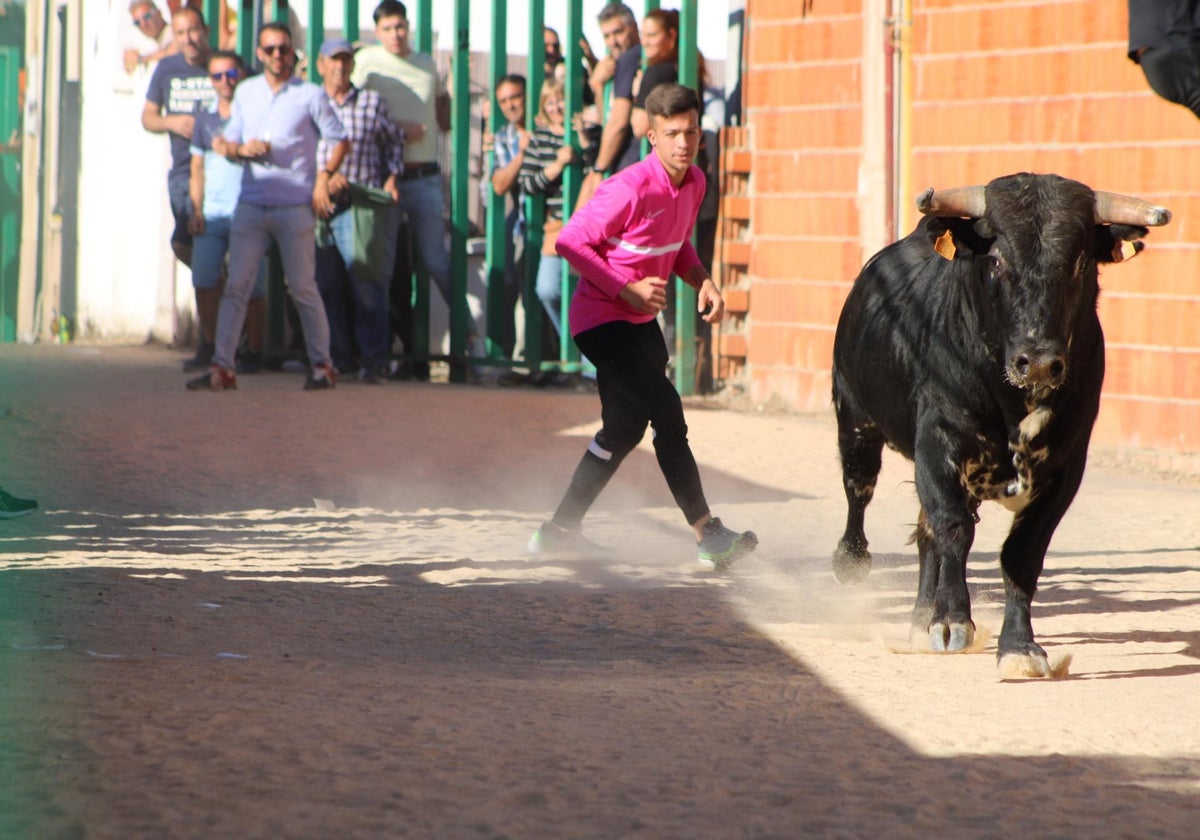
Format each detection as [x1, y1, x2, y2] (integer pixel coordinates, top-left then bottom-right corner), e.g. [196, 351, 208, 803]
[131, 1, 724, 392]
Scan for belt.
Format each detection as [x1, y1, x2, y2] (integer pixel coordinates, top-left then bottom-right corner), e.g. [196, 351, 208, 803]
[400, 162, 440, 181]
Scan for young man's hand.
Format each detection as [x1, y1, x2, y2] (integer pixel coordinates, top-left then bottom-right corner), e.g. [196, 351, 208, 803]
[619, 276, 668, 315]
[697, 278, 725, 324]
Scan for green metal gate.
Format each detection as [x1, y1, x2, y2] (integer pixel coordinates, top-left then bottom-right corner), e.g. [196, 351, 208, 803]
[0, 47, 19, 342]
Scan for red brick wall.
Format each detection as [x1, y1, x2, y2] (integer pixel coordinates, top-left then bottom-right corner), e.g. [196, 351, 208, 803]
[742, 0, 1200, 454]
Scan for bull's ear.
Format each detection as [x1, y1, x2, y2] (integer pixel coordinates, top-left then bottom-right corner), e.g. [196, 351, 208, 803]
[933, 229, 956, 260]
[1096, 224, 1149, 264]
[921, 216, 987, 260]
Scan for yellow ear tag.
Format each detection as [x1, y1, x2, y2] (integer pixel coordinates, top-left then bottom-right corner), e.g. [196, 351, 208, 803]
[1111, 240, 1140, 263]
[933, 229, 956, 260]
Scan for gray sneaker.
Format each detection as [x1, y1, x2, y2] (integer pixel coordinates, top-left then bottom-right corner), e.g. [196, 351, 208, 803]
[527, 521, 608, 556]
[697, 517, 758, 571]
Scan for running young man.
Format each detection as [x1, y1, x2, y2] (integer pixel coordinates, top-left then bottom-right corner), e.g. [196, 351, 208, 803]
[529, 83, 757, 571]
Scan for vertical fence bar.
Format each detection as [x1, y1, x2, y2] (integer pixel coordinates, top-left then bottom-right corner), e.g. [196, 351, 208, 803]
[408, 0, 433, 376]
[674, 0, 698, 395]
[307, 0, 324, 82]
[237, 0, 254, 65]
[523, 0, 546, 371]
[484, 0, 507, 363]
[447, 0, 470, 381]
[558, 0, 581, 370]
[343, 0, 359, 43]
[413, 0, 432, 53]
[203, 0, 221, 47]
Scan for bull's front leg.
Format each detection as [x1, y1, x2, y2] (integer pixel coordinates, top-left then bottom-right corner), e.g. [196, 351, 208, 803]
[912, 437, 977, 652]
[996, 456, 1085, 678]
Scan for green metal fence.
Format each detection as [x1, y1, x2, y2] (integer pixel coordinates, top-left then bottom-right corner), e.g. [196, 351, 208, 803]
[11, 0, 707, 394]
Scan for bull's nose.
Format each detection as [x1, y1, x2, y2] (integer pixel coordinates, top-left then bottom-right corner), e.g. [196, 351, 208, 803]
[1014, 351, 1067, 388]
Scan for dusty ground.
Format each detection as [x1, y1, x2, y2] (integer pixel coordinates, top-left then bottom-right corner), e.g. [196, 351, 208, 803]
[0, 343, 1197, 839]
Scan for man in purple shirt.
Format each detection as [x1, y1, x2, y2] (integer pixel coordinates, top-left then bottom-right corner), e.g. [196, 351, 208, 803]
[187, 22, 349, 392]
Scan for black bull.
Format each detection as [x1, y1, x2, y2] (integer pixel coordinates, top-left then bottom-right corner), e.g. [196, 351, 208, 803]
[831, 173, 1170, 678]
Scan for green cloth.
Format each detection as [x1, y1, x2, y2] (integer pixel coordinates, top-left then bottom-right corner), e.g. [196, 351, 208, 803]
[317, 182, 397, 286]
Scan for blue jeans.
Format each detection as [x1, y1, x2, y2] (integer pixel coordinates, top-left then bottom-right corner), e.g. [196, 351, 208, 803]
[316, 207, 394, 369]
[400, 172, 479, 336]
[215, 202, 330, 371]
[536, 251, 565, 338]
[167, 174, 193, 250]
[192, 215, 266, 298]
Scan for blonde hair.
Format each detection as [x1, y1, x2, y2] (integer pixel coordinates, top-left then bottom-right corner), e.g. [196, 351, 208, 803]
[537, 77, 566, 125]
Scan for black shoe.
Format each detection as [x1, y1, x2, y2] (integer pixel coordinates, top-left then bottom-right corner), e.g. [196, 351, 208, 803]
[527, 521, 609, 556]
[357, 365, 387, 384]
[697, 517, 758, 571]
[182, 343, 214, 372]
[235, 349, 263, 374]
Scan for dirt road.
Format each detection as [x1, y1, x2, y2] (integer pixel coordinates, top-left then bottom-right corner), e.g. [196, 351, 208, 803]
[1, 344, 1197, 838]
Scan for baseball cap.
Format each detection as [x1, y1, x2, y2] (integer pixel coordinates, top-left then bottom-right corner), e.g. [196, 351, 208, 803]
[319, 38, 354, 58]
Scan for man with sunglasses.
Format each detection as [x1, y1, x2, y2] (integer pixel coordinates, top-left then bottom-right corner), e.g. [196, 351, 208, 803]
[142, 6, 216, 366]
[189, 22, 349, 392]
[187, 50, 267, 376]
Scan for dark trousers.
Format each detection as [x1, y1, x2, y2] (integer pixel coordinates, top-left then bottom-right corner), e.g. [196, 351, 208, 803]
[552, 319, 710, 528]
[1139, 46, 1200, 119]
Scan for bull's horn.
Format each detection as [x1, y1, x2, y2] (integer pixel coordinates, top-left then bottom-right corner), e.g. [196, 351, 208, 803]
[1093, 191, 1171, 226]
[916, 186, 987, 218]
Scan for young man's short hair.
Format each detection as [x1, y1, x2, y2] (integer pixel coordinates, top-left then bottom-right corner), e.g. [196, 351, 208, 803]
[374, 0, 408, 23]
[208, 50, 245, 72]
[258, 21, 292, 45]
[645, 83, 699, 121]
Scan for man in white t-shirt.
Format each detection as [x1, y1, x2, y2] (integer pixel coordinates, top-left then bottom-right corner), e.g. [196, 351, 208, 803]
[352, 0, 487, 376]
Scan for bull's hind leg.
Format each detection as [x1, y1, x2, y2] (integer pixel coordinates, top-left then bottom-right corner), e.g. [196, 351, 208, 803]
[833, 414, 885, 585]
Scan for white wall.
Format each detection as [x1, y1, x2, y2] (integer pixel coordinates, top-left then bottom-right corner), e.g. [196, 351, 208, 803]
[76, 1, 184, 343]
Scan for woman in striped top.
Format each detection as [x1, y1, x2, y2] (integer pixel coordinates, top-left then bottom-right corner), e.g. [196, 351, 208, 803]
[518, 78, 584, 340]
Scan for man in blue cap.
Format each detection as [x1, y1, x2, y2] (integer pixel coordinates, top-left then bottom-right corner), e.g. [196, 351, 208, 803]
[313, 37, 406, 383]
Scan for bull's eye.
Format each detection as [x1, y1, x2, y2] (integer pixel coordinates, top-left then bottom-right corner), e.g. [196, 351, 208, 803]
[988, 255, 1002, 276]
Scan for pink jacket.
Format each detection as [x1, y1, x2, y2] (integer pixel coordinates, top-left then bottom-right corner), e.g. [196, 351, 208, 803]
[556, 155, 706, 337]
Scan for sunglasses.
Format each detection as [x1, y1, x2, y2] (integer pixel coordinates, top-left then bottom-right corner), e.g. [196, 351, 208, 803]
[135, 11, 157, 24]
[210, 70, 240, 83]
[261, 44, 292, 56]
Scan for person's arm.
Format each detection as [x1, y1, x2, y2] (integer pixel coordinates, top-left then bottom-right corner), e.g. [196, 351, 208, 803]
[555, 179, 640, 299]
[435, 90, 451, 133]
[375, 98, 405, 202]
[187, 153, 206, 235]
[313, 139, 349, 218]
[141, 100, 196, 140]
[591, 96, 632, 175]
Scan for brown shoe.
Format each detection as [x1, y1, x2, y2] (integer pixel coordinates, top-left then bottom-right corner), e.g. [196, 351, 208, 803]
[186, 366, 237, 391]
[303, 365, 337, 391]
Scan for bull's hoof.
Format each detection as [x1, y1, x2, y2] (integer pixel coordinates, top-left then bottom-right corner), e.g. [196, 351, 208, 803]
[997, 645, 1070, 680]
[832, 541, 872, 585]
[926, 620, 975, 652]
